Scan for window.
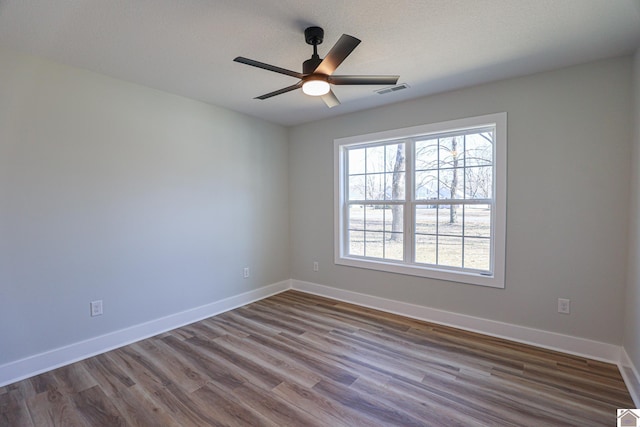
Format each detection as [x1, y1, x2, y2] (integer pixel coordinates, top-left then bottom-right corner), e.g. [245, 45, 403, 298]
[334, 113, 506, 288]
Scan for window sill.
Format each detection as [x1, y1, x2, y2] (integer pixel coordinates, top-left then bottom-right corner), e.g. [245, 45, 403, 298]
[335, 256, 505, 288]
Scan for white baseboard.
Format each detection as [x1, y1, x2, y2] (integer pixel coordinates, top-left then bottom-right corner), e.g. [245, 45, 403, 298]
[291, 279, 621, 364]
[2, 277, 634, 402]
[0, 280, 290, 387]
[620, 349, 640, 407]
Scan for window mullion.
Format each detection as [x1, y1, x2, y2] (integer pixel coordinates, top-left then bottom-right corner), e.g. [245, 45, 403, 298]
[342, 149, 348, 258]
[405, 138, 414, 264]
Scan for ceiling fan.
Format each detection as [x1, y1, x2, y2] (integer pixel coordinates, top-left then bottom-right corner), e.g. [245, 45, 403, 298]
[234, 26, 399, 108]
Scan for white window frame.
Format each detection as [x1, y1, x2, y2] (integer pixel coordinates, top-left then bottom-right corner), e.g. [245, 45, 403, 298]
[334, 113, 507, 288]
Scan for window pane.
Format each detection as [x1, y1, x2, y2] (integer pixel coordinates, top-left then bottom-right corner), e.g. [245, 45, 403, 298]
[348, 204, 364, 231]
[438, 206, 462, 236]
[365, 205, 384, 231]
[385, 143, 405, 173]
[365, 174, 385, 200]
[439, 168, 463, 199]
[385, 232, 403, 261]
[348, 148, 366, 174]
[415, 234, 437, 264]
[464, 205, 491, 237]
[438, 236, 463, 268]
[415, 205, 437, 234]
[352, 204, 405, 261]
[349, 230, 364, 256]
[385, 172, 405, 200]
[415, 139, 438, 171]
[366, 146, 385, 173]
[415, 170, 438, 200]
[439, 136, 463, 169]
[465, 166, 492, 199]
[463, 237, 490, 271]
[465, 132, 493, 167]
[384, 206, 403, 232]
[365, 231, 384, 258]
[349, 175, 365, 200]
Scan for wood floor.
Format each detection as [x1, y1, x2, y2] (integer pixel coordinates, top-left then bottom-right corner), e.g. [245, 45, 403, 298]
[0, 290, 634, 426]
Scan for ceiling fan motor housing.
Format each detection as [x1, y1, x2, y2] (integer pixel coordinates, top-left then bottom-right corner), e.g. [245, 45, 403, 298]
[303, 57, 323, 75]
[304, 26, 324, 46]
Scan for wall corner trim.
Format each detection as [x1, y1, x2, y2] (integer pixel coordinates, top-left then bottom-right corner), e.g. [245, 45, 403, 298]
[290, 279, 622, 364]
[0, 280, 291, 387]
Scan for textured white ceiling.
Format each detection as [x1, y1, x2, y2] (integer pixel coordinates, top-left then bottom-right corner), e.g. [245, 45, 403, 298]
[0, 0, 639, 126]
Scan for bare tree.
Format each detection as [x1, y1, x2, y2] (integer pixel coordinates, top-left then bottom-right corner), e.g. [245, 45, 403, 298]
[448, 137, 459, 223]
[414, 132, 493, 224]
[350, 132, 491, 240]
[390, 144, 404, 241]
[463, 132, 493, 199]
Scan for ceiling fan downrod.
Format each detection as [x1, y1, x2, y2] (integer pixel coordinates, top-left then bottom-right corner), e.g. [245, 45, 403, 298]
[304, 26, 324, 74]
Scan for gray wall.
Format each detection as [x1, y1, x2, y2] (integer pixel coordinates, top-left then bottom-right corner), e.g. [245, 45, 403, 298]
[0, 47, 290, 365]
[0, 44, 634, 370]
[289, 57, 632, 344]
[625, 50, 640, 373]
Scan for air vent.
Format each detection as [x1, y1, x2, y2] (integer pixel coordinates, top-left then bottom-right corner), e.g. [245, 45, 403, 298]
[375, 83, 410, 95]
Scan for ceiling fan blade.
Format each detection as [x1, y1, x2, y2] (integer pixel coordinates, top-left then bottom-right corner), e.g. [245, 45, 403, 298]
[329, 75, 400, 85]
[234, 57, 304, 79]
[321, 89, 340, 108]
[255, 82, 303, 100]
[314, 34, 361, 75]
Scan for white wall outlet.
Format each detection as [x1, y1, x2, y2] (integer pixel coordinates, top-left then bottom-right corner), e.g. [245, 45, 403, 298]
[243, 267, 250, 278]
[90, 300, 103, 317]
[313, 261, 319, 272]
[558, 298, 570, 314]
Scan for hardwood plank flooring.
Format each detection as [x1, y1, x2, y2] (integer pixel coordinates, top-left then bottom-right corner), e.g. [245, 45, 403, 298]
[0, 290, 634, 426]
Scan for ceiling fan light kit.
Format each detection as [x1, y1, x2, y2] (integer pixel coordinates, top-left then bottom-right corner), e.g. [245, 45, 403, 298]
[302, 76, 330, 96]
[234, 26, 399, 108]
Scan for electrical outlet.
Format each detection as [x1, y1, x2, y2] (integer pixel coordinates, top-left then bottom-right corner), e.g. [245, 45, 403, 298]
[313, 261, 319, 272]
[243, 267, 250, 278]
[558, 298, 570, 314]
[90, 300, 103, 317]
